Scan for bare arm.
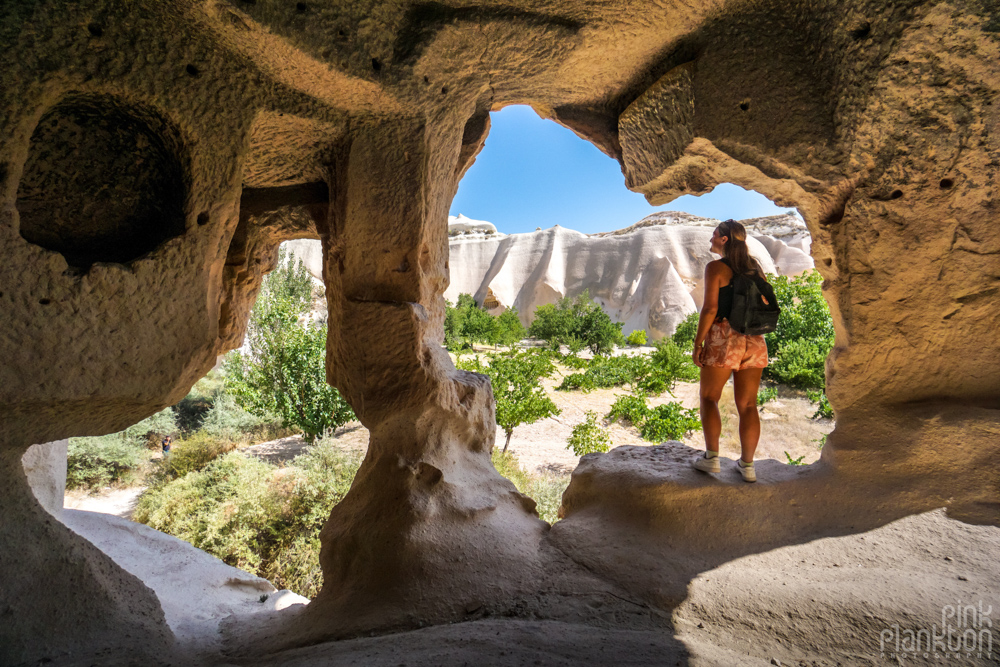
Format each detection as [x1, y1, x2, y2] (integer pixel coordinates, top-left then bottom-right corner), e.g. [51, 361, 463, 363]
[692, 261, 725, 367]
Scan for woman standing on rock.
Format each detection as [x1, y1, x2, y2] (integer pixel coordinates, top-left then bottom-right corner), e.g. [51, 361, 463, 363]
[690, 219, 769, 483]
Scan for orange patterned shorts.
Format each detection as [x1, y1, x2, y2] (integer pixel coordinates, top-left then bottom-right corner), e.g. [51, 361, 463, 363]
[702, 319, 769, 370]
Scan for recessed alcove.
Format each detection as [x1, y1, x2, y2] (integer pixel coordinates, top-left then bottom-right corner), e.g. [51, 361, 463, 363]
[15, 94, 187, 268]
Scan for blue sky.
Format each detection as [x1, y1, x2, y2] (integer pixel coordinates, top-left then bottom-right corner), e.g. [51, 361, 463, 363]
[450, 105, 796, 235]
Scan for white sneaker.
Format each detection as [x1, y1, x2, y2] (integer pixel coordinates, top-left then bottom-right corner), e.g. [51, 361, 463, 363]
[737, 459, 756, 483]
[692, 452, 721, 473]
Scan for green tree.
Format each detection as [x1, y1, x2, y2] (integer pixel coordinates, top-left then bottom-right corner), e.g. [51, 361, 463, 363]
[488, 308, 527, 348]
[457, 349, 559, 453]
[444, 293, 514, 350]
[764, 270, 834, 389]
[224, 248, 354, 440]
[461, 303, 495, 346]
[671, 311, 700, 349]
[625, 329, 647, 346]
[528, 290, 624, 354]
[527, 303, 570, 350]
[567, 411, 612, 456]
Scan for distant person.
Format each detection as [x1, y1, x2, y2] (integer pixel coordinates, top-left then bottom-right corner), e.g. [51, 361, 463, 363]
[690, 219, 769, 482]
[161, 435, 172, 456]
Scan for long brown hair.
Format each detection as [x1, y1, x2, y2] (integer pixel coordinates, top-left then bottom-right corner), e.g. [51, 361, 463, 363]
[718, 219, 763, 276]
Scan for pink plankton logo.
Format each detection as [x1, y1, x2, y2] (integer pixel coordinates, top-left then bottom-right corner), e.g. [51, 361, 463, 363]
[879, 601, 993, 661]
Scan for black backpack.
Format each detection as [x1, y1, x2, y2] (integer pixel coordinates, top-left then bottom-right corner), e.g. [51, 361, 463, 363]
[723, 260, 781, 335]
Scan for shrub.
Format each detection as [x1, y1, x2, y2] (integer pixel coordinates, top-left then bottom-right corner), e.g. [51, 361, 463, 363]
[807, 389, 834, 419]
[606, 393, 650, 426]
[135, 452, 278, 575]
[587, 355, 645, 388]
[639, 402, 701, 442]
[784, 451, 806, 465]
[556, 354, 649, 392]
[757, 386, 778, 405]
[160, 430, 240, 480]
[672, 311, 700, 349]
[763, 270, 834, 389]
[767, 338, 828, 389]
[200, 393, 264, 442]
[66, 408, 177, 489]
[559, 353, 591, 370]
[135, 442, 363, 598]
[529, 290, 624, 355]
[66, 435, 148, 490]
[625, 329, 648, 346]
[124, 408, 179, 447]
[644, 339, 699, 392]
[554, 345, 696, 396]
[457, 349, 559, 452]
[567, 411, 612, 456]
[556, 372, 596, 392]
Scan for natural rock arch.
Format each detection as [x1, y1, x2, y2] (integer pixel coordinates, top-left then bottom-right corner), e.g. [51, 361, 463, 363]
[1, 0, 997, 664]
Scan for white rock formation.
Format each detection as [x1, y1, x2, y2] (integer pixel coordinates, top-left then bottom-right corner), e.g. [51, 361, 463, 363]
[606, 211, 814, 277]
[445, 212, 810, 340]
[287, 212, 813, 341]
[283, 238, 325, 281]
[21, 440, 68, 516]
[448, 213, 500, 236]
[59, 509, 308, 652]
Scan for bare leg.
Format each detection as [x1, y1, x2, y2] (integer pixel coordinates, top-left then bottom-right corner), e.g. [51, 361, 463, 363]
[699, 366, 732, 453]
[733, 367, 764, 463]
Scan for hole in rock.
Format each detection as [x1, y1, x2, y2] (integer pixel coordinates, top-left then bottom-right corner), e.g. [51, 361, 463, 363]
[371, 57, 381, 72]
[739, 100, 751, 111]
[197, 211, 210, 226]
[16, 93, 187, 268]
[890, 189, 903, 199]
[39, 298, 51, 305]
[49, 245, 358, 604]
[444, 105, 831, 508]
[185, 64, 200, 77]
[849, 22, 871, 40]
[295, 2, 307, 12]
[939, 178, 954, 189]
[87, 23, 103, 37]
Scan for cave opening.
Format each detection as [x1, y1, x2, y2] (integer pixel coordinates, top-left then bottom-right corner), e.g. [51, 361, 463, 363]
[445, 104, 833, 487]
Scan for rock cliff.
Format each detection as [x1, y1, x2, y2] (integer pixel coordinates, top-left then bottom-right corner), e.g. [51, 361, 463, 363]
[444, 211, 810, 339]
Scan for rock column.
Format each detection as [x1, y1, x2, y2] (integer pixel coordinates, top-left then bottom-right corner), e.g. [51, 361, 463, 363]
[300, 115, 548, 638]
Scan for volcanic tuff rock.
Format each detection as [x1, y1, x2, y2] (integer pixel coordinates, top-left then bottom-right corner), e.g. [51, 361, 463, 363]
[2, 0, 998, 664]
[444, 211, 810, 338]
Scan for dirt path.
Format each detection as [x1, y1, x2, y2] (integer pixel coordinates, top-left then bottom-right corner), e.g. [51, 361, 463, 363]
[504, 372, 831, 475]
[237, 359, 833, 478]
[64, 486, 145, 518]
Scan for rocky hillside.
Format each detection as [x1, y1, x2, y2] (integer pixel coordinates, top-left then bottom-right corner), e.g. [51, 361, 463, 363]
[446, 212, 812, 340]
[284, 212, 813, 341]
